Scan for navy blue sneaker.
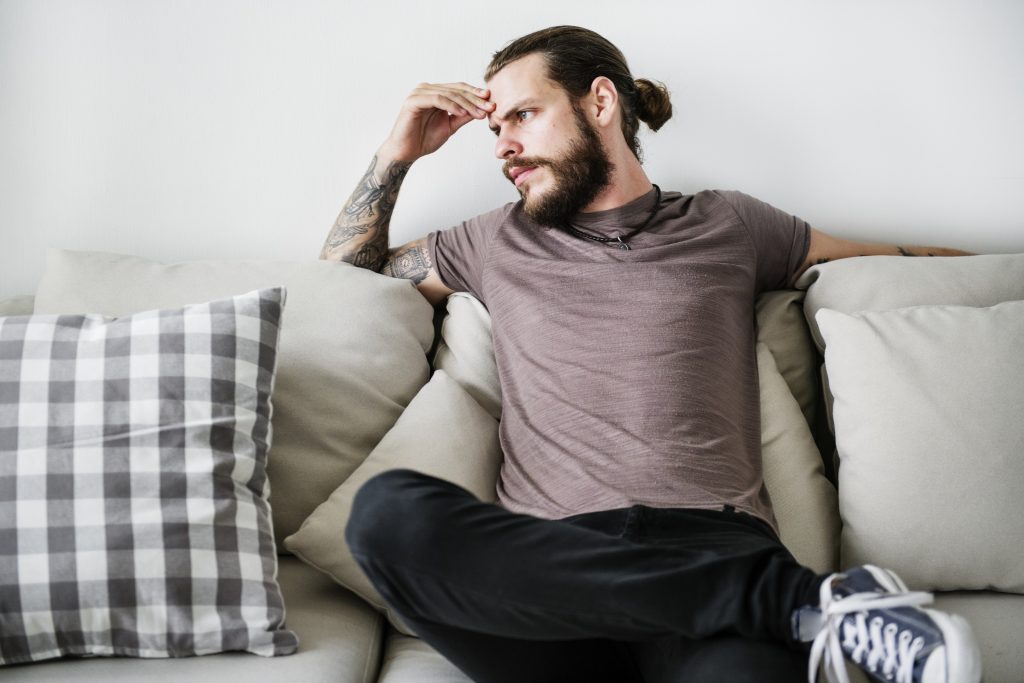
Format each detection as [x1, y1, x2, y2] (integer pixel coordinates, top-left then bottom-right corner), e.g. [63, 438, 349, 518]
[803, 565, 981, 683]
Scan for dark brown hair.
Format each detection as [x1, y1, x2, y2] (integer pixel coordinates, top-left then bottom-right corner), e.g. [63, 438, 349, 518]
[485, 26, 672, 161]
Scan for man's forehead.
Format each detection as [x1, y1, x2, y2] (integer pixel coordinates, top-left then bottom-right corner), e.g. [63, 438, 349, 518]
[486, 54, 562, 124]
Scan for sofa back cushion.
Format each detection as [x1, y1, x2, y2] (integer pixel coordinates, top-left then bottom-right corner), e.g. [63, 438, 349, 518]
[799, 253, 1024, 350]
[798, 253, 1024, 591]
[32, 249, 435, 549]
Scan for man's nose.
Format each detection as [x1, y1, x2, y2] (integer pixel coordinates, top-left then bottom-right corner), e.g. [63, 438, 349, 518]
[494, 130, 522, 160]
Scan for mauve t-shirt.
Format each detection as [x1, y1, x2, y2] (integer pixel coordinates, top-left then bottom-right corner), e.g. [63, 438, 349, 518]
[427, 188, 811, 529]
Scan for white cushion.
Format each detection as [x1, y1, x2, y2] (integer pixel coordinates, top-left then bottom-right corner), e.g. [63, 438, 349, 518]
[816, 300, 1024, 592]
[757, 342, 839, 574]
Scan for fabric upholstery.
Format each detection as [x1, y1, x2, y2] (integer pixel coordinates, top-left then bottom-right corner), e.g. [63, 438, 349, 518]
[754, 290, 820, 427]
[798, 253, 1024, 349]
[817, 301, 1024, 592]
[285, 370, 501, 635]
[0, 296, 34, 317]
[31, 249, 435, 548]
[0, 289, 297, 664]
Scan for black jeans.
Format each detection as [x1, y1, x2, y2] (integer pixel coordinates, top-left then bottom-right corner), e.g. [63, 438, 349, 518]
[345, 469, 824, 683]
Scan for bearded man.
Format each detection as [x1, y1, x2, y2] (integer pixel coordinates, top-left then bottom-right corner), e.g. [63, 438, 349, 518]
[321, 25, 981, 683]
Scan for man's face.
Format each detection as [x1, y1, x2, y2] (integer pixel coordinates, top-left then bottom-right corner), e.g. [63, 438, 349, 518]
[486, 54, 613, 226]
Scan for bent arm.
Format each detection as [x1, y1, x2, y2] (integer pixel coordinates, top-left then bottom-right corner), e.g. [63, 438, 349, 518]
[320, 81, 492, 301]
[319, 153, 454, 306]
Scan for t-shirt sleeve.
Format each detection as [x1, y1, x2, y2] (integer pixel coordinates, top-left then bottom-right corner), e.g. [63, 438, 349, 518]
[427, 204, 512, 302]
[715, 190, 812, 293]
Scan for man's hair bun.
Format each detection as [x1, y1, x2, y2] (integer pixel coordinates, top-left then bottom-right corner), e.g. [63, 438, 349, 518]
[634, 78, 672, 132]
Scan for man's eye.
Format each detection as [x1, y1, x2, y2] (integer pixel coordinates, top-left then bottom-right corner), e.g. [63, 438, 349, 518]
[516, 111, 533, 122]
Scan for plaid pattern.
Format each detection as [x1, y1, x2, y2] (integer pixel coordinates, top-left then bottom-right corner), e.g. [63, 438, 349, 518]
[0, 288, 297, 664]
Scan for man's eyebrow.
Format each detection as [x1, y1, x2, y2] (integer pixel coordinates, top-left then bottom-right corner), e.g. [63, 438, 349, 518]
[488, 99, 538, 132]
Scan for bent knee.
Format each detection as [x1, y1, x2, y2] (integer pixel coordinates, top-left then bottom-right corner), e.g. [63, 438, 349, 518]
[345, 468, 457, 559]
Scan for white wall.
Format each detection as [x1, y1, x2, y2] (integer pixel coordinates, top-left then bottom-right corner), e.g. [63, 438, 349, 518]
[2, 0, 1022, 298]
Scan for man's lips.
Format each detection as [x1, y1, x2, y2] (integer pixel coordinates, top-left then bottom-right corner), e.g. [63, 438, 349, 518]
[507, 165, 539, 187]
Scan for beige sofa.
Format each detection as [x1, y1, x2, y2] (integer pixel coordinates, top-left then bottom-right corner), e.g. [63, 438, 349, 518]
[1, 249, 1021, 682]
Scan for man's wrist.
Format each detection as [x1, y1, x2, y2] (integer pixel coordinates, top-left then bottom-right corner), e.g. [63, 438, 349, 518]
[375, 143, 419, 172]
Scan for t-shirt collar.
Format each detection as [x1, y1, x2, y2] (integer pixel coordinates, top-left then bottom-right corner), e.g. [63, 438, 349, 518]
[566, 186, 661, 236]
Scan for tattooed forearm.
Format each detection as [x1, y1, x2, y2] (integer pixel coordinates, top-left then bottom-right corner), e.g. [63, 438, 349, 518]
[381, 241, 433, 285]
[320, 155, 412, 270]
[896, 245, 973, 257]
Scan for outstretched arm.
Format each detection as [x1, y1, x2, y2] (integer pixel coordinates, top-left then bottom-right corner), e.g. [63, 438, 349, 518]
[791, 228, 975, 285]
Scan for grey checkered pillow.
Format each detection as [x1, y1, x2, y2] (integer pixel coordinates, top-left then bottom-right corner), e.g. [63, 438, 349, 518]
[0, 288, 298, 664]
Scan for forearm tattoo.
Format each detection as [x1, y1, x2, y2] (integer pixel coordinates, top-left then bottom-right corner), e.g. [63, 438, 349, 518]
[898, 246, 937, 257]
[321, 155, 412, 270]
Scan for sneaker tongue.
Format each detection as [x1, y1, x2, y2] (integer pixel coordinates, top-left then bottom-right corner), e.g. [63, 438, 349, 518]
[834, 567, 885, 597]
[792, 605, 825, 642]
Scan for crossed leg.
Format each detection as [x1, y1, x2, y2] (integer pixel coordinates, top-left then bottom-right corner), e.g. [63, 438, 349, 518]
[346, 469, 819, 682]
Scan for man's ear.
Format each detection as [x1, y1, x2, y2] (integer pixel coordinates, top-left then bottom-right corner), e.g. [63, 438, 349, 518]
[587, 76, 620, 129]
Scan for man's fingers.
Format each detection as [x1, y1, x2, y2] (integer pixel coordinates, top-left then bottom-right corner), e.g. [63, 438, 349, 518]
[410, 83, 494, 119]
[449, 110, 477, 134]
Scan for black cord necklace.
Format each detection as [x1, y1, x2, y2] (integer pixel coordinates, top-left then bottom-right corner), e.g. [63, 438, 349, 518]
[562, 184, 661, 251]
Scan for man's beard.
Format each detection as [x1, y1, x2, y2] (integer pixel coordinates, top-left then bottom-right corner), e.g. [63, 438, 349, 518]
[503, 104, 613, 227]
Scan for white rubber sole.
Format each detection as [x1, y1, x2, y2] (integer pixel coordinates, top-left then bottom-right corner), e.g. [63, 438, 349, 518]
[862, 565, 982, 683]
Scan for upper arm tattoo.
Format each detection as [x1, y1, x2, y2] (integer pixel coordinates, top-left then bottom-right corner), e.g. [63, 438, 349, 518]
[382, 242, 433, 285]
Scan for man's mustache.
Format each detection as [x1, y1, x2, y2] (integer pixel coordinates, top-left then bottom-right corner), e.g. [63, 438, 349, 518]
[502, 157, 552, 183]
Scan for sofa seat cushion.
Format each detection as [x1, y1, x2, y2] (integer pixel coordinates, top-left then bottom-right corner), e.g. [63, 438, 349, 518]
[0, 557, 385, 682]
[32, 249, 435, 548]
[0, 296, 34, 316]
[377, 628, 471, 683]
[932, 592, 1024, 683]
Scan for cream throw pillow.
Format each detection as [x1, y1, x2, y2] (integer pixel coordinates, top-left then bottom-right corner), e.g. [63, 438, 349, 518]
[816, 300, 1024, 592]
[757, 342, 840, 574]
[32, 249, 435, 548]
[284, 370, 501, 635]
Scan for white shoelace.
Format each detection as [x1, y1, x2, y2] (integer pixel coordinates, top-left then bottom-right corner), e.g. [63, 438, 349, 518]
[808, 574, 934, 683]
